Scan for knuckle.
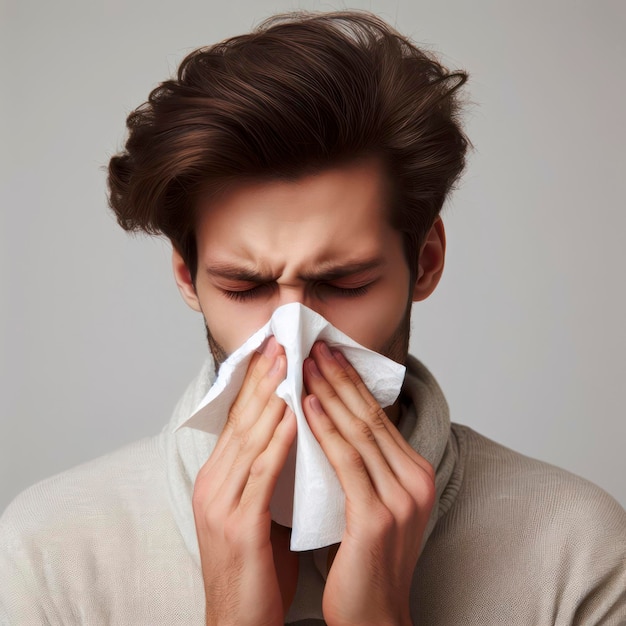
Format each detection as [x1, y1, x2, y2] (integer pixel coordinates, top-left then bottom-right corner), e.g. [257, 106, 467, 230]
[237, 429, 251, 450]
[226, 402, 244, 430]
[419, 474, 437, 508]
[248, 454, 265, 478]
[369, 406, 388, 430]
[251, 453, 281, 484]
[195, 493, 228, 536]
[203, 507, 225, 534]
[352, 374, 369, 393]
[357, 402, 387, 429]
[345, 365, 373, 395]
[345, 447, 366, 471]
[394, 491, 418, 525]
[353, 419, 376, 443]
[192, 474, 214, 510]
[334, 366, 353, 386]
[410, 471, 436, 512]
[323, 382, 339, 401]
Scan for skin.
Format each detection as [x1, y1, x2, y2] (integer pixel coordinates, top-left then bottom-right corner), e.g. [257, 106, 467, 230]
[173, 158, 446, 625]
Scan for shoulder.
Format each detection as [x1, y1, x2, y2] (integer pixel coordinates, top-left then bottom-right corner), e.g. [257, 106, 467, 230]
[1, 435, 167, 546]
[0, 435, 194, 623]
[452, 423, 626, 531]
[423, 424, 626, 624]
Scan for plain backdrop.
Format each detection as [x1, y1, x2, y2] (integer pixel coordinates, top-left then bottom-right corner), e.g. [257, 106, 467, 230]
[1, 0, 625, 512]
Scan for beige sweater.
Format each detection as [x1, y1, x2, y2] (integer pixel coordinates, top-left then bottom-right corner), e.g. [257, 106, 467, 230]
[1, 357, 625, 625]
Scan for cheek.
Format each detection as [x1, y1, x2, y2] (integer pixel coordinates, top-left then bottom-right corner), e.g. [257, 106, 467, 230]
[323, 287, 409, 352]
[198, 291, 273, 355]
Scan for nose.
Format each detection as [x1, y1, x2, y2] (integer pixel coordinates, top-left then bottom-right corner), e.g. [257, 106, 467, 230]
[274, 283, 325, 316]
[265, 284, 332, 331]
[276, 284, 310, 308]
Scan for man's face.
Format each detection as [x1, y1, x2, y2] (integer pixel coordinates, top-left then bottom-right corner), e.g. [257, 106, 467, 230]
[180, 158, 416, 368]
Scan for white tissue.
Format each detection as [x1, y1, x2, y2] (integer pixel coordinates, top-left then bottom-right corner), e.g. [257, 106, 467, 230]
[177, 302, 406, 550]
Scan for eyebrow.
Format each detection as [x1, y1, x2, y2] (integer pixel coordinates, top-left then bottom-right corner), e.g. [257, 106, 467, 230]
[205, 258, 385, 283]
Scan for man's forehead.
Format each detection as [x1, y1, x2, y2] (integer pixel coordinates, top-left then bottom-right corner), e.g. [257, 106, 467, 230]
[192, 158, 402, 279]
[194, 158, 391, 221]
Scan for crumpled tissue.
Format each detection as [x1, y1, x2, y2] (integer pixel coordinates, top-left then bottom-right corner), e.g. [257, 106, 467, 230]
[176, 302, 406, 550]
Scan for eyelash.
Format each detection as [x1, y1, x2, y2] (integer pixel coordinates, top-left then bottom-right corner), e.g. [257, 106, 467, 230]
[222, 285, 269, 302]
[222, 283, 371, 302]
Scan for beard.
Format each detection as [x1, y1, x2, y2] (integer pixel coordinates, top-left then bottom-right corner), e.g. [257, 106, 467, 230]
[378, 295, 413, 366]
[205, 323, 228, 377]
[203, 296, 413, 377]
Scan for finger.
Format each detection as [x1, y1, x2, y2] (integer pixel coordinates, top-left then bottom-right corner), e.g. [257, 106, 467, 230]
[211, 393, 290, 508]
[195, 397, 288, 522]
[214, 345, 286, 455]
[226, 336, 285, 432]
[304, 342, 367, 420]
[304, 344, 433, 492]
[303, 394, 378, 513]
[205, 338, 283, 465]
[307, 344, 434, 482]
[303, 352, 400, 461]
[331, 348, 409, 449]
[240, 407, 297, 515]
[303, 392, 408, 513]
[197, 354, 287, 483]
[306, 343, 395, 442]
[305, 394, 436, 536]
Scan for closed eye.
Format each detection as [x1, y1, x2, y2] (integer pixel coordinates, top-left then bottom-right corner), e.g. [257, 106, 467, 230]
[319, 283, 372, 298]
[221, 282, 373, 302]
[221, 284, 272, 302]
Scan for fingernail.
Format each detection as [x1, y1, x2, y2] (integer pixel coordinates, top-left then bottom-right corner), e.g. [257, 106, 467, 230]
[307, 358, 322, 378]
[269, 355, 282, 376]
[309, 395, 324, 414]
[319, 342, 333, 360]
[333, 350, 348, 368]
[262, 336, 277, 357]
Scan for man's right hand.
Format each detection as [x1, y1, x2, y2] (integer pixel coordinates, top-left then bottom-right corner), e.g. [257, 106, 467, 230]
[192, 336, 298, 626]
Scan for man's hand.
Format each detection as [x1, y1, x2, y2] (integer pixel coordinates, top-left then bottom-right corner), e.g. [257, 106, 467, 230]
[192, 337, 298, 626]
[303, 341, 436, 626]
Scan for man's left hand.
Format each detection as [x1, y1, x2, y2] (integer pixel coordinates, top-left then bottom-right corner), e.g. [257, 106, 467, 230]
[302, 341, 435, 626]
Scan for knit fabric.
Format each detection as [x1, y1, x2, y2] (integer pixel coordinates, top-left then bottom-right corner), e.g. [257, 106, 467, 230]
[1, 356, 625, 625]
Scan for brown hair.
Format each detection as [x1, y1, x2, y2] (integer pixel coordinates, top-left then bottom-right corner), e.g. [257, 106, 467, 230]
[108, 10, 470, 282]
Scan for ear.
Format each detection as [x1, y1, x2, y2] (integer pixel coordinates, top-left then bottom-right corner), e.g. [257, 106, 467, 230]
[412, 216, 446, 302]
[172, 247, 202, 312]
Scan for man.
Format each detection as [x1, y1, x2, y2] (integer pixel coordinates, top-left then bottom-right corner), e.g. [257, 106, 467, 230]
[1, 10, 625, 626]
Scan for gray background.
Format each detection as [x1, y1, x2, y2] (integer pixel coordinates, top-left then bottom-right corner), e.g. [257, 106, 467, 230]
[1, 0, 625, 511]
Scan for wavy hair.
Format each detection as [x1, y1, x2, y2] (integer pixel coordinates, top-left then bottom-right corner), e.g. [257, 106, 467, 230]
[108, 11, 470, 281]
